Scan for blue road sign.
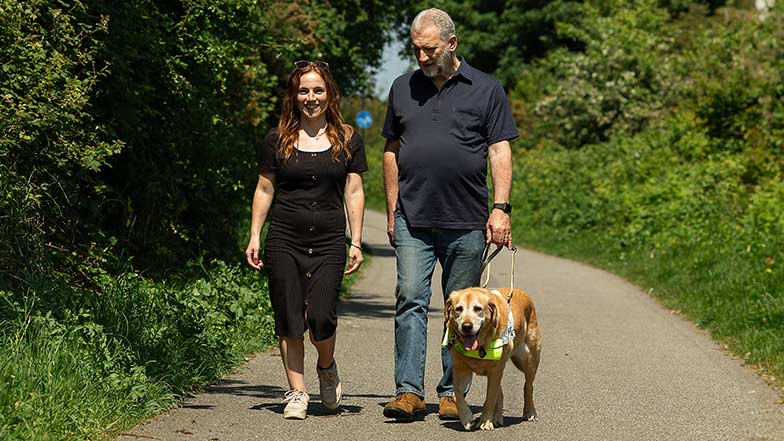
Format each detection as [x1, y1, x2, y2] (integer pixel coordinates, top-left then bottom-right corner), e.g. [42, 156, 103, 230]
[355, 111, 373, 129]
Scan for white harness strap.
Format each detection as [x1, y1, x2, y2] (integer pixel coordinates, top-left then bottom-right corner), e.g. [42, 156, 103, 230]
[481, 246, 518, 290]
[490, 289, 516, 344]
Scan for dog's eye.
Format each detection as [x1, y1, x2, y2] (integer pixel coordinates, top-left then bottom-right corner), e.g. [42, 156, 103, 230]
[455, 306, 463, 313]
[473, 305, 483, 313]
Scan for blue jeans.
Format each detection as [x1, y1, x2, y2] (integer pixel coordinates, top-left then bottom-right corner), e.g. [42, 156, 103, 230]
[393, 212, 485, 398]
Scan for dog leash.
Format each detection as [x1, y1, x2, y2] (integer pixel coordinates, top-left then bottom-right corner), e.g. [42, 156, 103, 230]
[477, 243, 518, 292]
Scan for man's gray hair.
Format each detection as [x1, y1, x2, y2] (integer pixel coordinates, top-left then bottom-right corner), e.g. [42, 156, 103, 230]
[411, 8, 456, 42]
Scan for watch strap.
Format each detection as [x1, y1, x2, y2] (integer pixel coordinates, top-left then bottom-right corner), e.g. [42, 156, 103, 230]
[492, 202, 513, 214]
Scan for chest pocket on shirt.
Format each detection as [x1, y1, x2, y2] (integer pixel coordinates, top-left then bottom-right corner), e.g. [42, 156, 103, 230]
[450, 105, 484, 139]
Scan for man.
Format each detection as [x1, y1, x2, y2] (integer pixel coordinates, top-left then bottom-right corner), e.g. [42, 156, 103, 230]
[381, 8, 517, 421]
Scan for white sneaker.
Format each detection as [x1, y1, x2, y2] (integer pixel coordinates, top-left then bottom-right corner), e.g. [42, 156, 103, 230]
[317, 360, 342, 410]
[283, 390, 309, 419]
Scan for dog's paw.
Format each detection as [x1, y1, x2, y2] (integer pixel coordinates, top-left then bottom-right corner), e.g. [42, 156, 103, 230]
[522, 409, 537, 421]
[493, 415, 504, 427]
[479, 419, 495, 431]
[459, 409, 474, 431]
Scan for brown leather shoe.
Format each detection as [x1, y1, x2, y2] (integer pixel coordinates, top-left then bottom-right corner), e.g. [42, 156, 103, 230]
[383, 392, 425, 420]
[438, 395, 459, 420]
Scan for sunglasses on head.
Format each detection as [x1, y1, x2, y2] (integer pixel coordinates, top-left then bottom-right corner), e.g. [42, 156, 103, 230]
[294, 60, 329, 70]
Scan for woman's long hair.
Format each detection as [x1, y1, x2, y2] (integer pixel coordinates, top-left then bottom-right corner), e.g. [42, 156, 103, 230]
[277, 64, 354, 164]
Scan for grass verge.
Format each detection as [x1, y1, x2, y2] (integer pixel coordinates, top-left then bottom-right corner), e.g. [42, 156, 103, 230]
[0, 260, 276, 440]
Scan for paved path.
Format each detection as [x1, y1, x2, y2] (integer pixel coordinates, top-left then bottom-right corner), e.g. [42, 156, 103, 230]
[117, 210, 783, 441]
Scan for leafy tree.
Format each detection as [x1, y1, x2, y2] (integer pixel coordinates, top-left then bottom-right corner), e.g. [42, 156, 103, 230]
[89, 0, 285, 271]
[0, 0, 121, 284]
[513, 0, 784, 152]
[515, 0, 677, 148]
[290, 0, 403, 95]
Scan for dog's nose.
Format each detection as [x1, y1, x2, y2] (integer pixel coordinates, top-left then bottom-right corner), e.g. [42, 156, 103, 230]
[461, 322, 473, 333]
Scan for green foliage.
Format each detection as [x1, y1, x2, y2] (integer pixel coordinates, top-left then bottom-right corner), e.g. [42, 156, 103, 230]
[294, 0, 403, 94]
[0, 0, 122, 282]
[391, 0, 732, 89]
[514, 0, 677, 148]
[90, 0, 284, 271]
[506, 3, 784, 384]
[0, 315, 168, 440]
[1, 0, 400, 285]
[668, 6, 784, 166]
[514, 2, 784, 152]
[0, 259, 273, 440]
[742, 179, 784, 253]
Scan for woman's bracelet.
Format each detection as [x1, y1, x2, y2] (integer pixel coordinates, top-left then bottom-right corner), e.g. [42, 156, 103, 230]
[350, 242, 362, 250]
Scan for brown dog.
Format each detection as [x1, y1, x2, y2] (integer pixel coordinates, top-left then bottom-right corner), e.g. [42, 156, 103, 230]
[444, 287, 541, 430]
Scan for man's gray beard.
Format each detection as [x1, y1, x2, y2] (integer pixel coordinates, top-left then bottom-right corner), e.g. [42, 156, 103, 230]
[421, 51, 452, 78]
[421, 66, 437, 77]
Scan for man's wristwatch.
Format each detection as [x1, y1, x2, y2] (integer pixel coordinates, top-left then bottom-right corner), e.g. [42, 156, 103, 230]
[492, 202, 513, 214]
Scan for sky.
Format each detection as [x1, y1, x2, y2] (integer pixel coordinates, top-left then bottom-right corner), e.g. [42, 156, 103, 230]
[372, 38, 413, 99]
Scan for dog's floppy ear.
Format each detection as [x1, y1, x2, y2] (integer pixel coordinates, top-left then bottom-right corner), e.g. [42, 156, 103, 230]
[444, 292, 455, 329]
[487, 295, 501, 333]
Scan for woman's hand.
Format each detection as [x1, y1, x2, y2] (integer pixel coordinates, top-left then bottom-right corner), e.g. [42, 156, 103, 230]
[245, 239, 263, 270]
[344, 243, 364, 275]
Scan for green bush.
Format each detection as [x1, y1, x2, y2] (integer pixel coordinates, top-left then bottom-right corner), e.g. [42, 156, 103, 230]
[0, 0, 121, 284]
[514, 0, 676, 148]
[506, 2, 784, 384]
[0, 259, 273, 440]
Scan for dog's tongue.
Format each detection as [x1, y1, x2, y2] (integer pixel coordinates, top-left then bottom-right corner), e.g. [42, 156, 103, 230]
[462, 335, 478, 351]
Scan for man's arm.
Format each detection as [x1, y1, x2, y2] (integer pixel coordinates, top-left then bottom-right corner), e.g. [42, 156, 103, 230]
[487, 139, 513, 248]
[382, 138, 400, 246]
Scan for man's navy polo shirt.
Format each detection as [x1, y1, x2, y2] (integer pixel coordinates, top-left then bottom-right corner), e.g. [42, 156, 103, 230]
[382, 58, 519, 229]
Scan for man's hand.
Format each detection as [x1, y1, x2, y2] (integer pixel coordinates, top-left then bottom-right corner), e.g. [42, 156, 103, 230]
[486, 209, 512, 248]
[387, 215, 395, 247]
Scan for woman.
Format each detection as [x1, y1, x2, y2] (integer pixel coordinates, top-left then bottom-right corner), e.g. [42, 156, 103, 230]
[245, 60, 366, 419]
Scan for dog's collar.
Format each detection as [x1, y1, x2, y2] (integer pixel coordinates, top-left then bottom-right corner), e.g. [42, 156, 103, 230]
[442, 295, 516, 361]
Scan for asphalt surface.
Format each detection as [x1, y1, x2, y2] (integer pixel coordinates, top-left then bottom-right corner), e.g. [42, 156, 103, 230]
[117, 209, 784, 441]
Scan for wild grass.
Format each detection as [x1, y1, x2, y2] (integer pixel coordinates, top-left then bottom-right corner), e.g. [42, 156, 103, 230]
[0, 260, 276, 440]
[0, 316, 169, 440]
